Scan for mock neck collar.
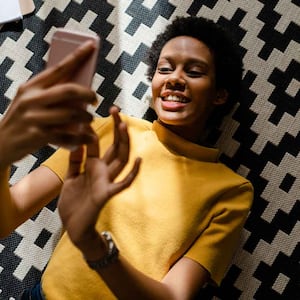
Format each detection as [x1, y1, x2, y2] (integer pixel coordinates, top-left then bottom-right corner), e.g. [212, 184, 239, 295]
[152, 121, 220, 162]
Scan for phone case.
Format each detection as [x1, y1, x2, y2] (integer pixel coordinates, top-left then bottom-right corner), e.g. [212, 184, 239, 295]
[47, 28, 100, 87]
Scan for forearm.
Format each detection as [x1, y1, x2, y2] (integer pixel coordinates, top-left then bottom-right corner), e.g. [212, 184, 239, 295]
[0, 166, 18, 237]
[89, 253, 175, 300]
[81, 233, 180, 300]
[0, 166, 63, 238]
[101, 256, 177, 300]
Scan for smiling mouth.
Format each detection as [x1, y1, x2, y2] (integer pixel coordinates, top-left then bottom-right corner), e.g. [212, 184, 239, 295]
[161, 95, 189, 103]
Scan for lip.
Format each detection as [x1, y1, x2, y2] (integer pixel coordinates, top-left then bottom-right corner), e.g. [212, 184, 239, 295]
[158, 96, 188, 111]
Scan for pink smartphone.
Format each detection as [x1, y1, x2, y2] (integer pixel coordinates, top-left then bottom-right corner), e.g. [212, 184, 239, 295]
[47, 28, 100, 87]
[47, 29, 100, 150]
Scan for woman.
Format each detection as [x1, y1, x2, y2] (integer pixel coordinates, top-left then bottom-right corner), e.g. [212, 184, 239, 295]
[0, 16, 253, 299]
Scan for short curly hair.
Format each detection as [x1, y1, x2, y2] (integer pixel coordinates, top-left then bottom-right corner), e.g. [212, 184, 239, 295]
[146, 16, 244, 130]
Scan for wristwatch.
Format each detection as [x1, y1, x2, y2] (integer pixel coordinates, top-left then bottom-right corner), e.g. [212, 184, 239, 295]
[84, 231, 119, 270]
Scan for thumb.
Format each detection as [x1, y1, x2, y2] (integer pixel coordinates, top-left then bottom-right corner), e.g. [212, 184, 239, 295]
[67, 146, 85, 177]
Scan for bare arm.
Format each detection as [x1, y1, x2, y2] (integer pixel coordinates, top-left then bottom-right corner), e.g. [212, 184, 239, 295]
[97, 255, 209, 300]
[0, 41, 98, 237]
[0, 166, 62, 237]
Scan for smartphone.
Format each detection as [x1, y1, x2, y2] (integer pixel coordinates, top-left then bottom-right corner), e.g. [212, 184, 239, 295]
[47, 28, 100, 87]
[47, 29, 100, 150]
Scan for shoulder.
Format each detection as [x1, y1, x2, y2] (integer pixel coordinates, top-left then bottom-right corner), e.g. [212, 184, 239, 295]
[212, 162, 254, 206]
[215, 162, 252, 186]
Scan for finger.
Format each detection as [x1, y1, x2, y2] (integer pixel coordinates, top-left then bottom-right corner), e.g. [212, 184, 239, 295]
[108, 157, 141, 197]
[45, 83, 98, 107]
[111, 106, 122, 147]
[111, 106, 122, 145]
[51, 135, 95, 148]
[21, 82, 98, 108]
[67, 145, 85, 177]
[86, 134, 100, 158]
[49, 125, 97, 147]
[110, 105, 122, 122]
[102, 106, 122, 164]
[107, 122, 130, 180]
[23, 107, 93, 126]
[28, 40, 97, 88]
[102, 145, 116, 164]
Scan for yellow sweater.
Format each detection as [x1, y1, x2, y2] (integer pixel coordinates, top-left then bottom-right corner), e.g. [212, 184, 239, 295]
[41, 114, 253, 299]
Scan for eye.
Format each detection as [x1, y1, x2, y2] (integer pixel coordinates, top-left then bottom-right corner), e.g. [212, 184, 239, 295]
[186, 67, 206, 78]
[156, 60, 173, 74]
[157, 66, 173, 74]
[187, 70, 204, 77]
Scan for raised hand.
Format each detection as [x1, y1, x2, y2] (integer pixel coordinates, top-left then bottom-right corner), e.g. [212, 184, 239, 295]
[0, 41, 98, 169]
[58, 107, 141, 255]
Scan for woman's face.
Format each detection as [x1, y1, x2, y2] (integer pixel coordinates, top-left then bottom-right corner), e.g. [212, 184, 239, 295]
[151, 36, 226, 142]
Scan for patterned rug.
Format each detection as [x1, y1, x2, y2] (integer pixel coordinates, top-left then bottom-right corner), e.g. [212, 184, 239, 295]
[0, 0, 299, 299]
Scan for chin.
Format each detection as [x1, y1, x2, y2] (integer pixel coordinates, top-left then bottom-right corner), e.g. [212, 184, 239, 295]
[158, 117, 188, 127]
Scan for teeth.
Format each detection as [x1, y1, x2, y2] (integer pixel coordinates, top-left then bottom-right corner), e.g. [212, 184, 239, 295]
[164, 95, 187, 103]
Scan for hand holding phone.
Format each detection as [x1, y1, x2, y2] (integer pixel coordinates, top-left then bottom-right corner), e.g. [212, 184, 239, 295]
[47, 29, 100, 150]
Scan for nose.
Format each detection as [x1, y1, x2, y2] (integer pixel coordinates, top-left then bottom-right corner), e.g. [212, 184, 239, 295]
[164, 70, 186, 91]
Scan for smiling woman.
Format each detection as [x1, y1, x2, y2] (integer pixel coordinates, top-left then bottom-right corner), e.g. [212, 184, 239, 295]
[152, 36, 226, 143]
[0, 16, 253, 299]
[147, 17, 244, 135]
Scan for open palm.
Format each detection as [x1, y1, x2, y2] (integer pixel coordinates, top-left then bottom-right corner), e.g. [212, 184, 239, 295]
[58, 107, 141, 252]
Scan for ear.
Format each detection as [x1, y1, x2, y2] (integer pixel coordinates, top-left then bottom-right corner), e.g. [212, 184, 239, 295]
[213, 89, 228, 106]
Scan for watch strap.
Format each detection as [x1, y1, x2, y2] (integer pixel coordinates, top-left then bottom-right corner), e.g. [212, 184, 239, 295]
[84, 231, 119, 269]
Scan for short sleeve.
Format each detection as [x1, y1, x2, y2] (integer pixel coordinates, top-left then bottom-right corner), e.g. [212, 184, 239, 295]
[41, 117, 109, 181]
[41, 147, 70, 181]
[185, 182, 253, 285]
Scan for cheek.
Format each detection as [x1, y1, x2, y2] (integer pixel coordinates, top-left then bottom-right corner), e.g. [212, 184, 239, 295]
[192, 81, 217, 99]
[151, 75, 163, 98]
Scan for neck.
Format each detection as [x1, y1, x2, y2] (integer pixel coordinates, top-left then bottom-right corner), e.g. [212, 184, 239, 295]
[157, 120, 208, 145]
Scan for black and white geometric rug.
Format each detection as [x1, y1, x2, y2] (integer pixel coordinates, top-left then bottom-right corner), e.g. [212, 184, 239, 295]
[0, 1, 299, 299]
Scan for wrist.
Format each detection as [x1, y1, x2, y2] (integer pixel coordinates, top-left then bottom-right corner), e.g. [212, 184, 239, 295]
[80, 231, 107, 261]
[83, 231, 119, 270]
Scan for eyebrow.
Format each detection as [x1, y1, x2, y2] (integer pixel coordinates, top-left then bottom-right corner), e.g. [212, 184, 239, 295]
[158, 56, 210, 69]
